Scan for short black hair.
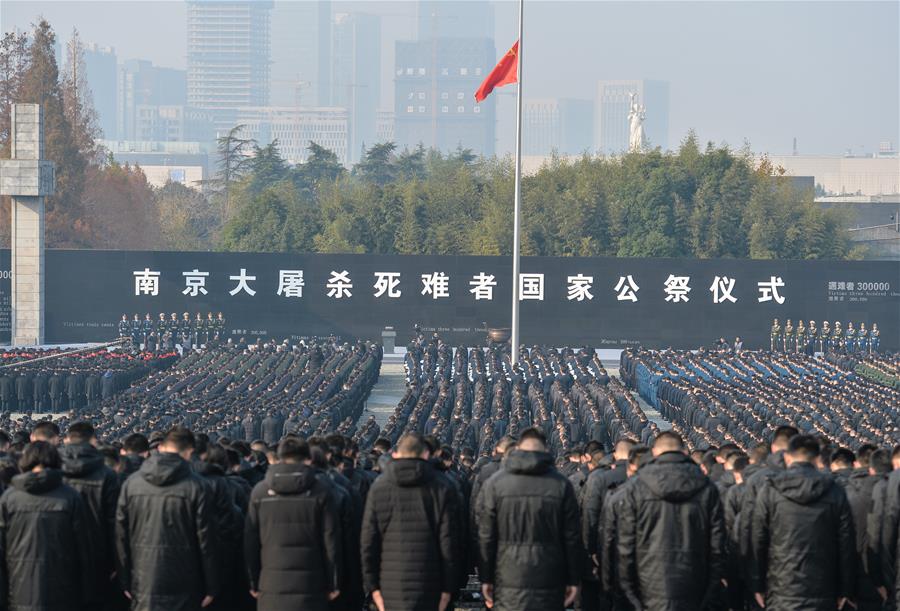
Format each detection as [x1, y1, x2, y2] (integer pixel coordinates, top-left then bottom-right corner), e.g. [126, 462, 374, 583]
[773, 426, 799, 446]
[204, 444, 229, 469]
[278, 437, 311, 463]
[518, 427, 547, 446]
[653, 431, 685, 452]
[162, 426, 195, 453]
[856, 444, 877, 468]
[123, 433, 150, 454]
[830, 448, 855, 468]
[750, 443, 770, 464]
[628, 446, 651, 468]
[395, 433, 427, 457]
[66, 421, 95, 444]
[19, 441, 62, 472]
[31, 421, 61, 441]
[869, 449, 892, 475]
[787, 434, 820, 460]
[731, 455, 750, 473]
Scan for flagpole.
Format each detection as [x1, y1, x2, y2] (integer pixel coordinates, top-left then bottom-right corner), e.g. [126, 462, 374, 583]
[510, 0, 524, 367]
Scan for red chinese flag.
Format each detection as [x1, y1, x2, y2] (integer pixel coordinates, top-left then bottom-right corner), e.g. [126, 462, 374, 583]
[474, 41, 519, 102]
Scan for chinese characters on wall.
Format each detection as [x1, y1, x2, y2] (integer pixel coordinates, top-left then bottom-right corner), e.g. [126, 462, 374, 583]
[132, 268, 788, 305]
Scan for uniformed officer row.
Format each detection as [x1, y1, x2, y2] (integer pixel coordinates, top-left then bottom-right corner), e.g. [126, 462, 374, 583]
[770, 318, 881, 353]
[118, 312, 227, 351]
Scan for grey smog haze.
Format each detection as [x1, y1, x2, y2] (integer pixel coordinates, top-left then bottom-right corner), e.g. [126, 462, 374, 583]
[2, 0, 898, 156]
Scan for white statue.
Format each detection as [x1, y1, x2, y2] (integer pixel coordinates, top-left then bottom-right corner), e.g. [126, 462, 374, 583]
[628, 92, 646, 153]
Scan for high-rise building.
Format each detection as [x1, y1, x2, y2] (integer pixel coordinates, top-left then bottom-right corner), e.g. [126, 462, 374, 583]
[393, 0, 496, 155]
[332, 12, 380, 164]
[376, 110, 394, 145]
[186, 0, 272, 123]
[271, 0, 331, 106]
[524, 98, 594, 156]
[595, 80, 669, 155]
[416, 0, 494, 39]
[81, 43, 118, 139]
[117, 59, 188, 141]
[394, 38, 496, 156]
[235, 107, 350, 166]
[132, 105, 214, 143]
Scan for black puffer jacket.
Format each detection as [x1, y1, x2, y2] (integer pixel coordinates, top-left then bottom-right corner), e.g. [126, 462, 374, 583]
[841, 469, 882, 610]
[0, 469, 95, 611]
[477, 450, 582, 611]
[195, 460, 244, 607]
[244, 463, 342, 611]
[617, 451, 725, 611]
[582, 460, 627, 558]
[60, 442, 121, 603]
[750, 462, 855, 610]
[361, 458, 458, 611]
[115, 452, 219, 611]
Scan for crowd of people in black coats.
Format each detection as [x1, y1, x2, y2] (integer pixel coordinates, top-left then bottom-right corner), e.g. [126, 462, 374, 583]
[0, 335, 898, 611]
[621, 348, 900, 451]
[0, 348, 177, 414]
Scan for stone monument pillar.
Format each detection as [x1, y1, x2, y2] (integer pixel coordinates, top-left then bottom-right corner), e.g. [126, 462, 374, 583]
[0, 104, 55, 346]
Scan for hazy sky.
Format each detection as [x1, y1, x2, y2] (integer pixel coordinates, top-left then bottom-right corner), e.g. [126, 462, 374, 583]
[3, 0, 898, 157]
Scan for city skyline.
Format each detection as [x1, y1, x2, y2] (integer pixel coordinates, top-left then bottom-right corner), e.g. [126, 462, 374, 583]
[2, 0, 897, 158]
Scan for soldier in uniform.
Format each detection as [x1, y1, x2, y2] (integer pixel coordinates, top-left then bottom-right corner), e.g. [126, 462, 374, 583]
[783, 319, 794, 353]
[870, 323, 880, 352]
[118, 315, 131, 340]
[194, 312, 204, 348]
[807, 320, 818, 355]
[158, 313, 170, 351]
[206, 312, 215, 346]
[795, 320, 807, 353]
[845, 322, 856, 352]
[142, 313, 154, 350]
[833, 321, 843, 352]
[131, 314, 143, 348]
[770, 318, 782, 352]
[168, 312, 180, 350]
[819, 321, 831, 353]
[180, 312, 193, 349]
[214, 312, 226, 344]
[857, 322, 868, 353]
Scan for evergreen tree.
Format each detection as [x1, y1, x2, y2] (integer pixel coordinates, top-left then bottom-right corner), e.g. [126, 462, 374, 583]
[61, 28, 101, 161]
[16, 19, 91, 247]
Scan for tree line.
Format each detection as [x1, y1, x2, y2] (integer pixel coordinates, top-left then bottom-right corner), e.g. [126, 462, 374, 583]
[1, 19, 858, 260]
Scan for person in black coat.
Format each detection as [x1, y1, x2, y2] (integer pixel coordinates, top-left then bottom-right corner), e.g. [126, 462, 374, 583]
[14, 371, 31, 412]
[60, 422, 122, 610]
[361, 432, 459, 611]
[617, 431, 726, 611]
[244, 437, 342, 611]
[0, 373, 13, 412]
[581, 439, 633, 611]
[477, 427, 582, 611]
[750, 434, 856, 611]
[196, 444, 248, 611]
[115, 427, 219, 611]
[0, 441, 95, 611]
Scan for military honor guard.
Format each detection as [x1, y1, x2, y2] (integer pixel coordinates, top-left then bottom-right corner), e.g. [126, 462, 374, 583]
[845, 322, 856, 352]
[783, 319, 794, 353]
[770, 318, 782, 352]
[858, 323, 868, 353]
[795, 320, 806, 353]
[819, 321, 830, 353]
[118, 314, 131, 340]
[142, 313, 154, 349]
[806, 320, 817, 354]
